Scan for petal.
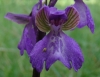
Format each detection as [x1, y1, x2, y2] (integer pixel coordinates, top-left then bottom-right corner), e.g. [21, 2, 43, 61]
[30, 33, 50, 72]
[17, 1, 42, 55]
[73, 0, 95, 33]
[62, 6, 80, 30]
[30, 31, 84, 72]
[5, 13, 30, 24]
[45, 32, 84, 71]
[18, 22, 36, 55]
[35, 6, 50, 32]
[45, 34, 72, 70]
[62, 32, 84, 71]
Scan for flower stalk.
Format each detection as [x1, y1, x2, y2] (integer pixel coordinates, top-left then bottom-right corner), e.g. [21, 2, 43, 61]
[32, 0, 47, 77]
[32, 69, 40, 77]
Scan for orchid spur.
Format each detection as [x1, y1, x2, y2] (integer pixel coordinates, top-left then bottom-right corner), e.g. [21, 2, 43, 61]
[30, 5, 84, 72]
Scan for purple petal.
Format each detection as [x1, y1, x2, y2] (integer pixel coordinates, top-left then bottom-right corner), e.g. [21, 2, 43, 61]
[45, 32, 84, 71]
[62, 32, 84, 71]
[30, 34, 50, 72]
[18, 22, 36, 55]
[73, 0, 95, 33]
[30, 31, 84, 72]
[5, 13, 30, 24]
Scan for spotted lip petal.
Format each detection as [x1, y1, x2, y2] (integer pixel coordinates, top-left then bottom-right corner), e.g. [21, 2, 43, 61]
[73, 0, 95, 33]
[30, 31, 84, 72]
[45, 32, 84, 71]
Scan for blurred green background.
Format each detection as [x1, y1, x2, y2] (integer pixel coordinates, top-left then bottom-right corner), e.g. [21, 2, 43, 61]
[0, 0, 100, 77]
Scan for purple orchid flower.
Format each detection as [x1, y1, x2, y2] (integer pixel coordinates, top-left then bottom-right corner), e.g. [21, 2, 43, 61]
[5, 1, 42, 55]
[73, 0, 95, 33]
[30, 6, 84, 72]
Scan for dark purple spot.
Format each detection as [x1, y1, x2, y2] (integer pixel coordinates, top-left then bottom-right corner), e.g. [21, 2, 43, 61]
[51, 36, 54, 40]
[53, 31, 56, 36]
[49, 42, 55, 48]
[60, 39, 63, 47]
